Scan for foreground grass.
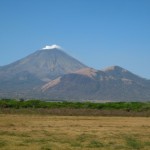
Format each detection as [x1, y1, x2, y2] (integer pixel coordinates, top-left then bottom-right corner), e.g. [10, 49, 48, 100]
[0, 114, 149, 150]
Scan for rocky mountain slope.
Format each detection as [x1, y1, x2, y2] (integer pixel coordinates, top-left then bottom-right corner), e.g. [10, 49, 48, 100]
[41, 67, 150, 101]
[0, 45, 87, 99]
[0, 45, 150, 101]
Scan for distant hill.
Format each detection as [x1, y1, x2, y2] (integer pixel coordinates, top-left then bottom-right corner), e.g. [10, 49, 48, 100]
[41, 67, 150, 101]
[0, 45, 150, 101]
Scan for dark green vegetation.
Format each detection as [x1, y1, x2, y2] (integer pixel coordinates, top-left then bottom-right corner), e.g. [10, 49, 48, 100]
[0, 99, 150, 116]
[0, 99, 150, 110]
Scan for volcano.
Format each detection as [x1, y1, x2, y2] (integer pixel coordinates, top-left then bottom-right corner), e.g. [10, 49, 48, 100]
[0, 45, 87, 98]
[0, 45, 150, 101]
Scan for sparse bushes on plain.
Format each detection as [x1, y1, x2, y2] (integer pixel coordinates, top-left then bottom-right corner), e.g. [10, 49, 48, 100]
[0, 99, 150, 112]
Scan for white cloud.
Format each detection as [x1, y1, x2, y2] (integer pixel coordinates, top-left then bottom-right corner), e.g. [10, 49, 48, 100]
[42, 44, 62, 50]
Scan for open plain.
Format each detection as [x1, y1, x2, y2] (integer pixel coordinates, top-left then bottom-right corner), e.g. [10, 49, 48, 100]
[0, 114, 150, 150]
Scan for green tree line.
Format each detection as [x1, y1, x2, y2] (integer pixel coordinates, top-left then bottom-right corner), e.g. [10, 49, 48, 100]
[0, 99, 150, 111]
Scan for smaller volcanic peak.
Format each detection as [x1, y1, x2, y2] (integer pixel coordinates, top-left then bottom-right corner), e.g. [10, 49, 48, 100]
[102, 65, 134, 79]
[102, 65, 149, 85]
[41, 65, 150, 101]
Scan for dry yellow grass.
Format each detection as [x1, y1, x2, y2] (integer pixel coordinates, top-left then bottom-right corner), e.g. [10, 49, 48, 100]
[0, 114, 150, 150]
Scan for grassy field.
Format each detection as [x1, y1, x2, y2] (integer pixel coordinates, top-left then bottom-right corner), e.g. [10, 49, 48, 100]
[0, 114, 150, 150]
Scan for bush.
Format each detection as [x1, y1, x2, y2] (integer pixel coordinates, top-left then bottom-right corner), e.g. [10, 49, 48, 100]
[0, 99, 149, 112]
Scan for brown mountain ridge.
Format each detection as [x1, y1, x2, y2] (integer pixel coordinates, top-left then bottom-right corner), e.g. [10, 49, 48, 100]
[41, 67, 150, 101]
[0, 45, 150, 101]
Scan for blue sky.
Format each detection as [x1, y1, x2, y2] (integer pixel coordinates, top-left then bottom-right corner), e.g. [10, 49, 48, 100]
[0, 0, 150, 78]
